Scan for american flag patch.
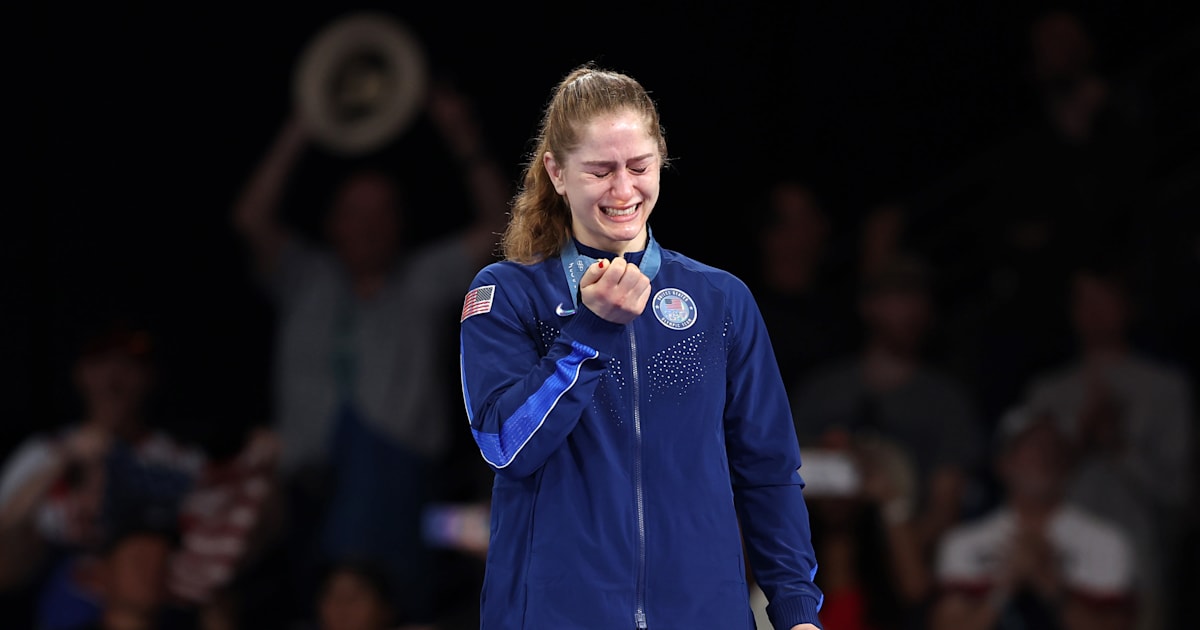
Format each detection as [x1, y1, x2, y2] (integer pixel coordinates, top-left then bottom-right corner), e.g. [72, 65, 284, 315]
[461, 285, 496, 322]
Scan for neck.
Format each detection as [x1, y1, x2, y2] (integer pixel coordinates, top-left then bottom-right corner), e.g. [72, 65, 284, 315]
[573, 228, 648, 258]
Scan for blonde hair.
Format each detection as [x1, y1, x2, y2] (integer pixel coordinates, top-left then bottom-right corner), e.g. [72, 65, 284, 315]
[501, 64, 668, 263]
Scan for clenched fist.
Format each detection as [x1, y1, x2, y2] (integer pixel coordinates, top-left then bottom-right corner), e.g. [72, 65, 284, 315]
[579, 256, 651, 325]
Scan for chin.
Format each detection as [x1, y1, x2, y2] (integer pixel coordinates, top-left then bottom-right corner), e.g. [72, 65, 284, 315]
[609, 220, 648, 239]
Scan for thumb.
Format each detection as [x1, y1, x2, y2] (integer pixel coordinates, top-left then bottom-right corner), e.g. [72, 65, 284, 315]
[579, 259, 609, 289]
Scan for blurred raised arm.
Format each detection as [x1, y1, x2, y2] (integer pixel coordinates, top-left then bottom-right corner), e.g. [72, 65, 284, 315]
[231, 114, 311, 276]
[426, 80, 510, 264]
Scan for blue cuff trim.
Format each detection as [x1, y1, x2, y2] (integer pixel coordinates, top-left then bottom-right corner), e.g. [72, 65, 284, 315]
[469, 340, 598, 468]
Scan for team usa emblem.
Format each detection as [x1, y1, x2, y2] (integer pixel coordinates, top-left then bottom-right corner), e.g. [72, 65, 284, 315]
[652, 288, 697, 330]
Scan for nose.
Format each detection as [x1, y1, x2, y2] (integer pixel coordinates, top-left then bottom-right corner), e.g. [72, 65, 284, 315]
[610, 169, 634, 201]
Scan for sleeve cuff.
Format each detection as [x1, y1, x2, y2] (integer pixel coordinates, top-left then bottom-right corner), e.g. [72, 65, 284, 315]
[767, 594, 823, 630]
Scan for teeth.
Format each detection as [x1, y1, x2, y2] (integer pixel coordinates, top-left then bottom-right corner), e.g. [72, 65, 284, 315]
[603, 205, 637, 217]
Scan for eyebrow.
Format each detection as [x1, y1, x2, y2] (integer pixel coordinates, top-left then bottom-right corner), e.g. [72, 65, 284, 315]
[580, 153, 656, 167]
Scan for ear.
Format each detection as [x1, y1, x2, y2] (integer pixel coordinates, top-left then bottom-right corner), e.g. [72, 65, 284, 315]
[543, 151, 567, 195]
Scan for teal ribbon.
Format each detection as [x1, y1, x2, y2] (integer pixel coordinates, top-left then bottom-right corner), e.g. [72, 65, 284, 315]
[560, 229, 662, 310]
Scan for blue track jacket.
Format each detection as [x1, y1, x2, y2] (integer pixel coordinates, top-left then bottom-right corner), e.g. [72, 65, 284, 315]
[459, 233, 823, 629]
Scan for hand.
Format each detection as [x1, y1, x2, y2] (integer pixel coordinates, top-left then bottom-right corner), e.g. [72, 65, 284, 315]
[426, 80, 483, 161]
[1011, 527, 1062, 600]
[995, 525, 1061, 601]
[790, 624, 821, 630]
[579, 257, 651, 324]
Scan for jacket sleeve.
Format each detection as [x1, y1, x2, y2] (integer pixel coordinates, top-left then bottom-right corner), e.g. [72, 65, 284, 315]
[722, 279, 824, 629]
[459, 266, 626, 479]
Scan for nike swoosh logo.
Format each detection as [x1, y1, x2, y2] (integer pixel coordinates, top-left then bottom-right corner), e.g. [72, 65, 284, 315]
[555, 303, 576, 317]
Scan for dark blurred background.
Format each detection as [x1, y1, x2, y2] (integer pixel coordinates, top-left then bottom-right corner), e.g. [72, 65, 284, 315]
[18, 0, 1199, 438]
[10, 1, 1200, 629]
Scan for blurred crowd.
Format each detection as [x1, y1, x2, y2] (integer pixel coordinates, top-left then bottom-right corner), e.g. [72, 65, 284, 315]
[6, 8, 1198, 630]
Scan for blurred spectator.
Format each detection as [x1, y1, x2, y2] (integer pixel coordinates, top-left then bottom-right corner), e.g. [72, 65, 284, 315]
[42, 511, 197, 630]
[752, 179, 855, 390]
[314, 561, 400, 630]
[993, 7, 1152, 273]
[858, 201, 965, 362]
[1134, 201, 1200, 628]
[1024, 262, 1194, 630]
[957, 9, 1156, 424]
[418, 498, 489, 629]
[791, 430, 931, 630]
[0, 322, 204, 602]
[791, 254, 987, 556]
[230, 78, 506, 626]
[167, 427, 283, 626]
[930, 407, 1137, 630]
[1026, 10, 1151, 148]
[858, 203, 908, 285]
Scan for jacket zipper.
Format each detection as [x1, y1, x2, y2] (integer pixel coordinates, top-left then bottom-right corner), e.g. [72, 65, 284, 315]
[629, 326, 648, 630]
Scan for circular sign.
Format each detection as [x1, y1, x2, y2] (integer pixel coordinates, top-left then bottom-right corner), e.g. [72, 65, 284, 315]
[293, 12, 429, 156]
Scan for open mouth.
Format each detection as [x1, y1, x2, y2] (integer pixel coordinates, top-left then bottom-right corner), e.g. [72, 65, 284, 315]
[602, 203, 640, 218]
